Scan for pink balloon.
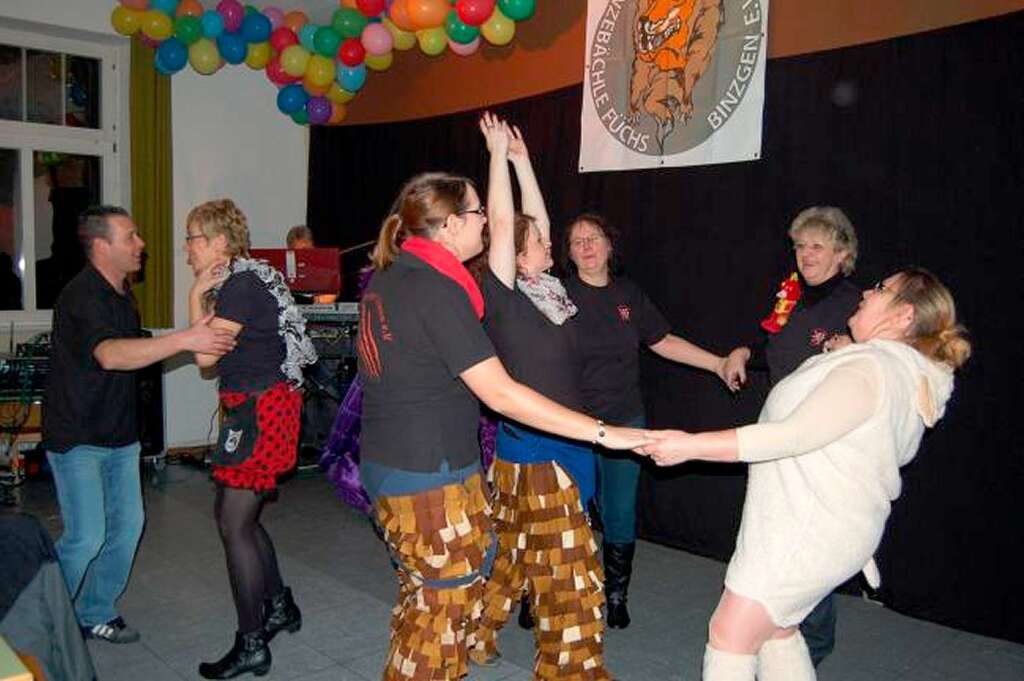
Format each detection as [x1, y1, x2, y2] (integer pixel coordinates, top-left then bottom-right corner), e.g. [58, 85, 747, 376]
[121, 0, 150, 10]
[448, 36, 480, 56]
[216, 0, 245, 33]
[263, 6, 285, 31]
[139, 33, 163, 49]
[361, 23, 393, 56]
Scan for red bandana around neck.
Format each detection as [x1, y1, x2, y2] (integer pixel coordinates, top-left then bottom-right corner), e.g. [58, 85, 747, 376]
[401, 236, 485, 319]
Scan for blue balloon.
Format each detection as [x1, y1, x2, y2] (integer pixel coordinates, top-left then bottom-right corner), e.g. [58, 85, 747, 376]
[154, 54, 174, 76]
[299, 24, 318, 52]
[201, 10, 225, 39]
[337, 64, 366, 92]
[276, 83, 308, 115]
[151, 0, 179, 15]
[240, 13, 272, 43]
[156, 37, 188, 73]
[217, 33, 247, 65]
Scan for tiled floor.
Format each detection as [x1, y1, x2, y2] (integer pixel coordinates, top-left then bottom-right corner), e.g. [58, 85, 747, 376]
[15, 462, 1024, 681]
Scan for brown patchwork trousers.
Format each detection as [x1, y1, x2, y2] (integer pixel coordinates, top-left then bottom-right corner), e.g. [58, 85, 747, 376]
[373, 472, 494, 681]
[468, 459, 611, 680]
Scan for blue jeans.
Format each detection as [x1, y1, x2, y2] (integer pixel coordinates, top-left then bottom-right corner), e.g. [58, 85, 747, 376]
[596, 415, 646, 545]
[47, 443, 145, 627]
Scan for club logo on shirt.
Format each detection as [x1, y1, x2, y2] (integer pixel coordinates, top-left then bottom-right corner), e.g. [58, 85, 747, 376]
[224, 428, 243, 453]
[358, 293, 391, 380]
[617, 304, 631, 323]
[809, 328, 828, 347]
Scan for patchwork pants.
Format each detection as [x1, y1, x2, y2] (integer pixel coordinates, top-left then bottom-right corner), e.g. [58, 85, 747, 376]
[469, 459, 610, 680]
[374, 472, 494, 681]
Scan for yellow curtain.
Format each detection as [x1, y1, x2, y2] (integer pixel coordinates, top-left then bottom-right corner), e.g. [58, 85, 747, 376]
[129, 36, 173, 328]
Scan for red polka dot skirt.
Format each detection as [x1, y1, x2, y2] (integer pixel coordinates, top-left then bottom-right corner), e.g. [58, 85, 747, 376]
[212, 381, 302, 492]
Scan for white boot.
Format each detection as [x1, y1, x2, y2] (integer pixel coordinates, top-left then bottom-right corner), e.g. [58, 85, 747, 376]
[757, 632, 816, 681]
[702, 644, 757, 681]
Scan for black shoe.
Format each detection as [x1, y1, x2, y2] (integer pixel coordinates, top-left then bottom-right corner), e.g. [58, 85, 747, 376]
[517, 594, 534, 630]
[604, 542, 635, 629]
[82, 616, 141, 644]
[262, 586, 301, 642]
[198, 631, 271, 679]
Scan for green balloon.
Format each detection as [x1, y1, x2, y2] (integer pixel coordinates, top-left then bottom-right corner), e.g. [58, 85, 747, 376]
[244, 5, 258, 17]
[174, 16, 203, 46]
[445, 10, 479, 45]
[332, 7, 369, 40]
[291, 110, 309, 125]
[314, 27, 342, 58]
[498, 0, 536, 22]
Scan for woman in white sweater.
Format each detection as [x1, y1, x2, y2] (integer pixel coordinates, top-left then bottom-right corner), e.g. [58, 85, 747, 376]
[637, 268, 971, 681]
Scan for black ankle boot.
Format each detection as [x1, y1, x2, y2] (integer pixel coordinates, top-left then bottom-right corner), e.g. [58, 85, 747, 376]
[198, 631, 271, 679]
[604, 542, 635, 629]
[517, 594, 534, 630]
[262, 586, 301, 642]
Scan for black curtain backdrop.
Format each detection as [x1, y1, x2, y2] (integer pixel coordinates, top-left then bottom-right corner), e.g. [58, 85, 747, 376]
[309, 12, 1024, 643]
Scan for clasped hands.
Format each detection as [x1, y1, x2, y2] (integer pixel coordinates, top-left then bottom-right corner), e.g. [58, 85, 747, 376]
[602, 426, 699, 467]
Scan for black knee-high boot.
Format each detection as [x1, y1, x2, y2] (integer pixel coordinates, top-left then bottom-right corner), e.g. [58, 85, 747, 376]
[262, 586, 301, 642]
[198, 631, 271, 679]
[604, 542, 635, 629]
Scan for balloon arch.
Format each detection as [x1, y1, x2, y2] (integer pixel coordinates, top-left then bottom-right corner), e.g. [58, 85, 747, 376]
[110, 0, 538, 125]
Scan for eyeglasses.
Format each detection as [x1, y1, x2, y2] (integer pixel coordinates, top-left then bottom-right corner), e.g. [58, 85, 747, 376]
[184, 233, 207, 243]
[570, 236, 603, 249]
[872, 280, 894, 294]
[457, 205, 487, 217]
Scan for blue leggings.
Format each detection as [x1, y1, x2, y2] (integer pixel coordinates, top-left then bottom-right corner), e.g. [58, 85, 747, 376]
[596, 415, 645, 544]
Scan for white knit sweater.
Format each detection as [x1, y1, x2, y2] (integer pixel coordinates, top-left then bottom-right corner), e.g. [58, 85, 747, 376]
[724, 339, 954, 626]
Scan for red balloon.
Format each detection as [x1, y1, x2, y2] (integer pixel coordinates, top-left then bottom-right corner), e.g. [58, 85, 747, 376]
[337, 38, 366, 66]
[269, 27, 299, 53]
[456, 0, 496, 27]
[356, 0, 387, 17]
[266, 55, 297, 86]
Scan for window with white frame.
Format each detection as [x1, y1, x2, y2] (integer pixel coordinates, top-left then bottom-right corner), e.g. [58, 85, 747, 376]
[0, 23, 127, 325]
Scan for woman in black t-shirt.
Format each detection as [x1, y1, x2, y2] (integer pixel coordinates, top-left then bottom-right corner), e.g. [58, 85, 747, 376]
[562, 214, 741, 629]
[467, 116, 608, 678]
[360, 172, 649, 681]
[185, 199, 317, 680]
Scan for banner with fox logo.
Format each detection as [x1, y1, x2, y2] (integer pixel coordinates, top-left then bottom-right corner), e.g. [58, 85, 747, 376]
[580, 0, 769, 172]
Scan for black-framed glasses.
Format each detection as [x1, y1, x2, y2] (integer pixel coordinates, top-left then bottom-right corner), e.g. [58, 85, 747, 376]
[457, 205, 486, 217]
[184, 233, 208, 243]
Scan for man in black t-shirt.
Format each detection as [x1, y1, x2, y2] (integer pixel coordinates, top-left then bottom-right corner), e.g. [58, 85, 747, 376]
[43, 206, 236, 644]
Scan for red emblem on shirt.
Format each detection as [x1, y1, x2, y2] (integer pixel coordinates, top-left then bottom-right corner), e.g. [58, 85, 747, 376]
[809, 328, 828, 347]
[617, 304, 631, 323]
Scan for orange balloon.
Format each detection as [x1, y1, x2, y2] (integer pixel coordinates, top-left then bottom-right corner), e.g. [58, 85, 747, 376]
[339, 0, 359, 8]
[175, 0, 204, 18]
[328, 101, 348, 125]
[406, 0, 447, 29]
[282, 10, 309, 34]
[388, 0, 417, 33]
[303, 77, 331, 97]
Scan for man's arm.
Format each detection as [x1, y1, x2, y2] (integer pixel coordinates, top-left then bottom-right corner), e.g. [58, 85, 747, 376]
[93, 314, 236, 371]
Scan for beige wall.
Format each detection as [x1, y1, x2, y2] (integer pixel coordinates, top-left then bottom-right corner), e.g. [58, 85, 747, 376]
[343, 0, 1024, 124]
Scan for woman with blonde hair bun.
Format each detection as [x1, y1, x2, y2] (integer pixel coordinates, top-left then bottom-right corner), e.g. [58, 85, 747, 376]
[638, 267, 969, 681]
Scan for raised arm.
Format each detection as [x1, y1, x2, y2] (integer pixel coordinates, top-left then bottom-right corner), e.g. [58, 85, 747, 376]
[188, 260, 239, 369]
[649, 333, 739, 391]
[479, 113, 516, 288]
[507, 125, 550, 243]
[92, 318, 236, 371]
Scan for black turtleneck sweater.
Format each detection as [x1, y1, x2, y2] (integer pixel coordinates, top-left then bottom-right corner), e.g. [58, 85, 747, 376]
[748, 273, 861, 385]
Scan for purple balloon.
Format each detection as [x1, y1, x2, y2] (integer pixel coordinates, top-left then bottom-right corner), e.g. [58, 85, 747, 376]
[263, 6, 284, 31]
[307, 96, 332, 125]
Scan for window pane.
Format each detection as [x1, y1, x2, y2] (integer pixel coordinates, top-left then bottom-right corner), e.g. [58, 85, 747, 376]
[34, 151, 100, 309]
[66, 55, 100, 129]
[0, 45, 22, 122]
[26, 50, 62, 126]
[0, 148, 22, 310]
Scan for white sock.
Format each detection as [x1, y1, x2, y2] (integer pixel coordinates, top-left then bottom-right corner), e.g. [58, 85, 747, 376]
[702, 644, 757, 681]
[757, 632, 816, 681]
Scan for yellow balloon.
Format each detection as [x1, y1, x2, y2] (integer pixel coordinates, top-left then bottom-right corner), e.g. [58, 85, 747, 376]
[189, 38, 223, 75]
[481, 8, 515, 46]
[327, 83, 355, 104]
[383, 18, 416, 51]
[305, 54, 336, 88]
[280, 44, 311, 78]
[245, 42, 272, 70]
[365, 51, 393, 72]
[303, 77, 331, 97]
[416, 27, 447, 57]
[141, 10, 174, 41]
[111, 6, 142, 36]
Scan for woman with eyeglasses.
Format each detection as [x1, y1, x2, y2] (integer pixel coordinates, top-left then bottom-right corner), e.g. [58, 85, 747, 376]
[357, 170, 650, 681]
[638, 268, 970, 681]
[719, 207, 863, 666]
[466, 115, 610, 678]
[184, 199, 318, 679]
[560, 215, 739, 629]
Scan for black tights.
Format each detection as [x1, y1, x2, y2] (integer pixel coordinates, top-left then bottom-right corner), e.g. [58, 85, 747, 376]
[214, 485, 284, 633]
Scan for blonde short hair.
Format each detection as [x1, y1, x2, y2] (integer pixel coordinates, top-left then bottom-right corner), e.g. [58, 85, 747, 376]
[788, 206, 858, 276]
[186, 199, 250, 259]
